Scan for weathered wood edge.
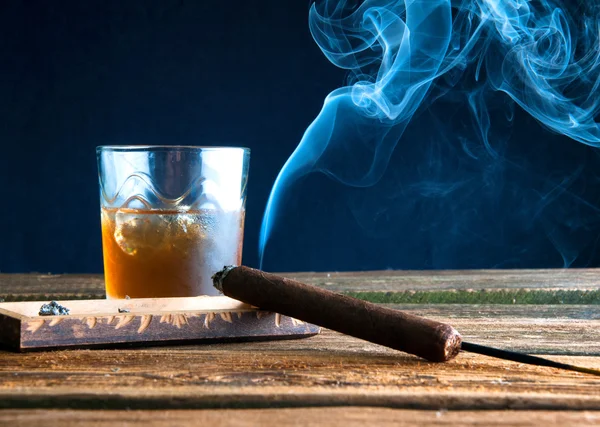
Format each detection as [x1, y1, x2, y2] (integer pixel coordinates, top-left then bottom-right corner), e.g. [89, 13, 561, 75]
[1, 408, 600, 426]
[0, 311, 20, 350]
[1, 390, 600, 411]
[0, 306, 27, 321]
[2, 311, 320, 351]
[0, 300, 320, 351]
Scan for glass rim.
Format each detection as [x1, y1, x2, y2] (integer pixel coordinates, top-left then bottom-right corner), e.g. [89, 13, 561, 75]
[96, 145, 250, 153]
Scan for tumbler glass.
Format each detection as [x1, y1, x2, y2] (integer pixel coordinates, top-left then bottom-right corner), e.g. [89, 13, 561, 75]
[97, 146, 250, 299]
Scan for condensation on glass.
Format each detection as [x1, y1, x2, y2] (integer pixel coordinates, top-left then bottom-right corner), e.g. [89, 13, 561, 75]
[97, 146, 250, 298]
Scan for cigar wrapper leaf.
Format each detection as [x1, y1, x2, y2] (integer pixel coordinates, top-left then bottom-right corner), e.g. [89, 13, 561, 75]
[213, 265, 461, 362]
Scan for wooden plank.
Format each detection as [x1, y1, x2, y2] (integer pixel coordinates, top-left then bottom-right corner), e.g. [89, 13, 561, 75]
[295, 269, 600, 292]
[1, 303, 598, 354]
[1, 302, 597, 355]
[2, 408, 600, 427]
[0, 274, 105, 301]
[1, 328, 599, 410]
[391, 304, 600, 355]
[2, 273, 598, 416]
[2, 270, 600, 303]
[3, 269, 600, 293]
[293, 270, 600, 304]
[0, 297, 318, 350]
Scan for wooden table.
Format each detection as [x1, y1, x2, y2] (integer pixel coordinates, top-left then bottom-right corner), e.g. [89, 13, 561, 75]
[1, 270, 600, 426]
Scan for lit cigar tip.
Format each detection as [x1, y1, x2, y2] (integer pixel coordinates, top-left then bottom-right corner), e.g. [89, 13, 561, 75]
[212, 265, 237, 293]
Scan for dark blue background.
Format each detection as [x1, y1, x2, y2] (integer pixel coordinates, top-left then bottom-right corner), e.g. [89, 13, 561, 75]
[2, 1, 600, 273]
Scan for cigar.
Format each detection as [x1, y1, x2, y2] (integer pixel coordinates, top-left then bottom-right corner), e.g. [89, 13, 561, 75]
[213, 265, 462, 362]
[213, 266, 600, 377]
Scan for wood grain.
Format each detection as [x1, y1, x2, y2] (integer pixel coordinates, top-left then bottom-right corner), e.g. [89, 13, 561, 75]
[2, 271, 600, 415]
[0, 328, 599, 410]
[391, 304, 600, 355]
[2, 408, 600, 427]
[296, 269, 600, 292]
[3, 269, 600, 302]
[0, 274, 104, 301]
[1, 302, 597, 354]
[0, 297, 318, 350]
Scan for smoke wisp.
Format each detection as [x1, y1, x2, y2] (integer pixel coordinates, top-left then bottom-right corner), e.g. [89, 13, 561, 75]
[259, 0, 600, 269]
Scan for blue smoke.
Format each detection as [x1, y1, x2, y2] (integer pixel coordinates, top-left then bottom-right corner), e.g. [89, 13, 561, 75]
[259, 0, 600, 268]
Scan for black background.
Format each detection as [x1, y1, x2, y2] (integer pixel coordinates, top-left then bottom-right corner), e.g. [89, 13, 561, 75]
[2, 0, 600, 273]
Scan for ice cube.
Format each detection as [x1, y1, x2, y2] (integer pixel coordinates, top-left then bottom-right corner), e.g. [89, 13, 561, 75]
[173, 213, 194, 234]
[114, 210, 167, 255]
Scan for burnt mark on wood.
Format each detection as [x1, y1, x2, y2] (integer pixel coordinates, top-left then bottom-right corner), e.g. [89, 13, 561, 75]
[0, 303, 320, 351]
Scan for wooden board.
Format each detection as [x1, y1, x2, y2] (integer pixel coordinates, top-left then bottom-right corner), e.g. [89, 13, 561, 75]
[391, 304, 600, 355]
[2, 270, 600, 418]
[2, 269, 600, 304]
[2, 408, 600, 427]
[0, 328, 599, 410]
[0, 274, 105, 301]
[0, 297, 319, 350]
